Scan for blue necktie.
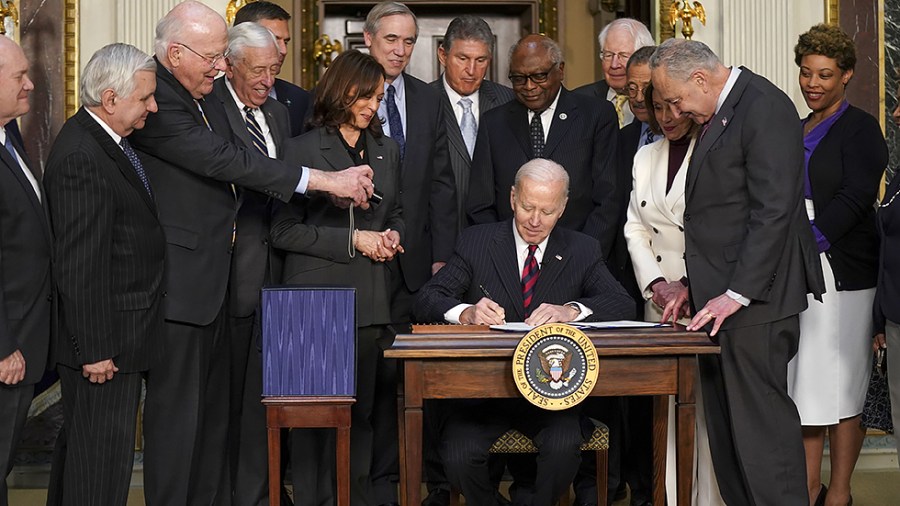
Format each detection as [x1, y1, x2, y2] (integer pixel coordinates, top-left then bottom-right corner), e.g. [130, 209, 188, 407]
[243, 106, 269, 156]
[385, 84, 405, 161]
[459, 97, 476, 158]
[120, 138, 153, 197]
[4, 134, 17, 160]
[643, 130, 657, 146]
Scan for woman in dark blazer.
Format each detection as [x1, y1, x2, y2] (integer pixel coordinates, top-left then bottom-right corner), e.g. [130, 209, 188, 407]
[874, 85, 900, 471]
[788, 24, 888, 506]
[270, 49, 404, 506]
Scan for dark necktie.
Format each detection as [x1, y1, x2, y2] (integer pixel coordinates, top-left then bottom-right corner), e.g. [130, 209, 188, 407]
[385, 84, 405, 161]
[4, 134, 17, 159]
[643, 130, 657, 146]
[243, 106, 269, 156]
[521, 244, 540, 316]
[530, 112, 544, 159]
[120, 138, 153, 197]
[700, 119, 712, 140]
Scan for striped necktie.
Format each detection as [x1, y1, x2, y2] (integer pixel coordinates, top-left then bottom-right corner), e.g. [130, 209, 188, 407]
[522, 244, 540, 316]
[459, 97, 476, 158]
[120, 138, 153, 197]
[243, 106, 268, 156]
[529, 113, 544, 159]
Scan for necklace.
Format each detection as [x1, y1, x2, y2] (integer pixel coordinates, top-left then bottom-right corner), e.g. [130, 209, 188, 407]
[880, 182, 900, 208]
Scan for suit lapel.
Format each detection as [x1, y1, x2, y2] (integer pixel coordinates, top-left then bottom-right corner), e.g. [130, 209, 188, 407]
[262, 100, 288, 159]
[439, 88, 470, 163]
[542, 89, 575, 157]
[1, 134, 45, 221]
[319, 130, 354, 172]
[365, 131, 392, 188]
[489, 223, 526, 321]
[215, 79, 255, 150]
[509, 103, 533, 157]
[479, 81, 500, 110]
[686, 69, 750, 199]
[531, 228, 570, 307]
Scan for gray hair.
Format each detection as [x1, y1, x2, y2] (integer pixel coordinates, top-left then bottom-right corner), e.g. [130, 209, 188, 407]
[364, 2, 419, 40]
[625, 45, 657, 72]
[514, 158, 569, 195]
[649, 38, 721, 81]
[80, 43, 156, 107]
[441, 16, 494, 55]
[598, 18, 654, 52]
[508, 36, 563, 67]
[227, 21, 278, 60]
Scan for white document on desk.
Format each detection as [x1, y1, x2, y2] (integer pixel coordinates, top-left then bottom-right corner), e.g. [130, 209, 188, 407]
[489, 320, 669, 332]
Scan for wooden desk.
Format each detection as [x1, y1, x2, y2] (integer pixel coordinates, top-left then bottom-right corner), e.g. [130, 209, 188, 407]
[385, 326, 719, 506]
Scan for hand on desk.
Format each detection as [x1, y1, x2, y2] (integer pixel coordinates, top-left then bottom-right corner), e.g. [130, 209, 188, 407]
[686, 293, 742, 336]
[661, 284, 691, 324]
[460, 297, 506, 325]
[524, 303, 580, 326]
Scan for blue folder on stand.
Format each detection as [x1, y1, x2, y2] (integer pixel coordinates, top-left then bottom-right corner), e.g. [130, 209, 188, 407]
[261, 286, 356, 397]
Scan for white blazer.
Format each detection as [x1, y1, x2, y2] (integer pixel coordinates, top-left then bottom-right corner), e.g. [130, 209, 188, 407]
[624, 135, 695, 321]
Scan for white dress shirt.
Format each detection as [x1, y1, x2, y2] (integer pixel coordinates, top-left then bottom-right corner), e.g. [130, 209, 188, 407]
[0, 126, 41, 202]
[226, 77, 277, 158]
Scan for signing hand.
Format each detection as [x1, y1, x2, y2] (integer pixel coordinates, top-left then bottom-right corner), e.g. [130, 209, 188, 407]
[525, 303, 580, 326]
[0, 349, 25, 385]
[82, 359, 118, 384]
[310, 165, 374, 208]
[460, 297, 506, 325]
[686, 293, 743, 336]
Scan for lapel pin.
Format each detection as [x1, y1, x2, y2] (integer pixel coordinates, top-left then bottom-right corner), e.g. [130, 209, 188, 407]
[559, 113, 567, 120]
[376, 155, 383, 160]
[555, 254, 562, 261]
[722, 117, 728, 127]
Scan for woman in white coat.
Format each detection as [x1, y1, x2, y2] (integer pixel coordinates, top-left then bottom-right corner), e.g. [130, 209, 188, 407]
[624, 83, 723, 506]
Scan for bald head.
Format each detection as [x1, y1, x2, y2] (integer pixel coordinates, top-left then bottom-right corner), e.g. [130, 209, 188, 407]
[0, 37, 34, 124]
[155, 1, 228, 99]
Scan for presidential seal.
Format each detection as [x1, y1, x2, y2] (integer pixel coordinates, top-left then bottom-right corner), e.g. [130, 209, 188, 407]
[512, 324, 599, 410]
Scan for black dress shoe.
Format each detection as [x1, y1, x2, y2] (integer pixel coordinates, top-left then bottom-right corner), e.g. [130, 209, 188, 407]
[422, 489, 450, 506]
[814, 484, 827, 506]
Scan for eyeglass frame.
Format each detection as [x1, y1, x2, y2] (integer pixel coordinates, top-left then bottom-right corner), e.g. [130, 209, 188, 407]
[625, 82, 650, 98]
[508, 62, 560, 87]
[176, 42, 229, 69]
[601, 51, 632, 62]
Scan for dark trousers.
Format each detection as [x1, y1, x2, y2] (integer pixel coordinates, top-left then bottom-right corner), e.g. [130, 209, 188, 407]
[573, 397, 622, 505]
[143, 312, 230, 506]
[57, 366, 142, 506]
[699, 316, 807, 506]
[0, 382, 33, 506]
[441, 399, 584, 506]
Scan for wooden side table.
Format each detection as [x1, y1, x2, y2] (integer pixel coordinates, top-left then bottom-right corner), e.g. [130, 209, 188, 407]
[263, 396, 355, 506]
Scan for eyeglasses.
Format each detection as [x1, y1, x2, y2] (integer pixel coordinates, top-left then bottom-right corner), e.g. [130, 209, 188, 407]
[601, 51, 631, 62]
[626, 82, 650, 98]
[177, 42, 229, 69]
[508, 63, 559, 86]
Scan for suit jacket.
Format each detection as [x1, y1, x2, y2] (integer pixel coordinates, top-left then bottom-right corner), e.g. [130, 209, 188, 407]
[429, 77, 515, 230]
[685, 68, 824, 329]
[573, 79, 610, 101]
[392, 73, 458, 292]
[211, 77, 292, 317]
[874, 174, 900, 333]
[0, 124, 52, 384]
[414, 220, 635, 323]
[271, 128, 404, 327]
[44, 108, 166, 372]
[624, 137, 694, 321]
[608, 119, 644, 309]
[466, 88, 620, 258]
[806, 104, 886, 290]
[273, 78, 311, 137]
[128, 59, 301, 326]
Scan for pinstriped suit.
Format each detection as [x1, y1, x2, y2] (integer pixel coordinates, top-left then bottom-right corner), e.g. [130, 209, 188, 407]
[0, 124, 52, 506]
[429, 78, 515, 230]
[414, 220, 634, 505]
[44, 107, 166, 505]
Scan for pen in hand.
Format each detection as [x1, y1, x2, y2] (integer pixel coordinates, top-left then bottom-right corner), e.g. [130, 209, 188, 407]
[479, 284, 493, 300]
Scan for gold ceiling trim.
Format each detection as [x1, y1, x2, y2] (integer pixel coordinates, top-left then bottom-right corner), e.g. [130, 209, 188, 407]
[64, 0, 78, 118]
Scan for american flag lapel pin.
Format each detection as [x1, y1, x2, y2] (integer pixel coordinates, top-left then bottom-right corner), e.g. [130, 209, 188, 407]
[722, 117, 728, 127]
[376, 155, 384, 160]
[555, 254, 562, 261]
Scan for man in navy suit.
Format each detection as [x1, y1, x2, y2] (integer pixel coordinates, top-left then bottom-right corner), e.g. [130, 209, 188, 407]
[44, 43, 165, 506]
[0, 36, 52, 506]
[467, 34, 619, 259]
[233, 0, 310, 137]
[415, 159, 634, 506]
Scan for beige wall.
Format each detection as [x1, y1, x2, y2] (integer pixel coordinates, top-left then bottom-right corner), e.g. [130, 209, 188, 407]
[560, 0, 600, 89]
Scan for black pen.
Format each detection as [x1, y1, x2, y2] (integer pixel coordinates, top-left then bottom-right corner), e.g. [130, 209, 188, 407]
[478, 284, 493, 300]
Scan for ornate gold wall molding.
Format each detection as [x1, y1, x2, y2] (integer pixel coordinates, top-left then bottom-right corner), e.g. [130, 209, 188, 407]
[825, 0, 839, 25]
[659, 0, 675, 41]
[65, 0, 78, 118]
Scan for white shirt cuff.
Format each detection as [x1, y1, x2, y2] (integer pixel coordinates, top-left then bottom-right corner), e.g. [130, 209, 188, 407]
[294, 166, 310, 194]
[726, 289, 750, 306]
[444, 303, 473, 324]
[567, 301, 592, 321]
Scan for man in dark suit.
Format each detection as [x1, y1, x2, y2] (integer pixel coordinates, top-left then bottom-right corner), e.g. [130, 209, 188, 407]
[43, 43, 165, 506]
[127, 3, 374, 504]
[415, 159, 634, 506]
[430, 15, 514, 230]
[651, 39, 825, 506]
[467, 34, 619, 259]
[574, 18, 654, 129]
[208, 22, 293, 506]
[0, 36, 51, 506]
[363, 4, 458, 504]
[233, 0, 310, 137]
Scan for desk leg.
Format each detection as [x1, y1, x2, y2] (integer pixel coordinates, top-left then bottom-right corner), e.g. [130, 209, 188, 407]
[397, 374, 408, 506]
[651, 395, 668, 506]
[336, 425, 351, 506]
[402, 361, 424, 506]
[676, 356, 697, 506]
[267, 413, 281, 506]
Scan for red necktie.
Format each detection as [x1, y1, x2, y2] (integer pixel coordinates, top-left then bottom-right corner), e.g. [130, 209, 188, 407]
[522, 244, 540, 315]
